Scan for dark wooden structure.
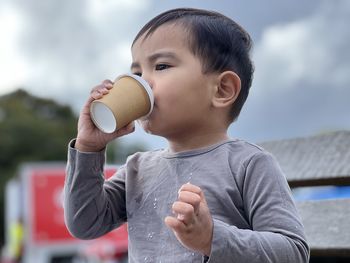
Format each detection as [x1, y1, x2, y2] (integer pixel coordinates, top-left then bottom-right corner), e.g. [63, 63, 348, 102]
[260, 130, 350, 259]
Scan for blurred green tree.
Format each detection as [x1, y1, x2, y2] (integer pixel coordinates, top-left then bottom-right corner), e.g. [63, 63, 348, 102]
[0, 89, 78, 246]
[0, 89, 77, 167]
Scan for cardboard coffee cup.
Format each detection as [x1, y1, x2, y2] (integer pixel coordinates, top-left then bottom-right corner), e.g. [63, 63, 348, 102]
[90, 74, 154, 133]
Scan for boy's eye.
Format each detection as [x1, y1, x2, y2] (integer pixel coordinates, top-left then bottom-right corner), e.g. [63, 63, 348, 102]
[155, 64, 171, 71]
[133, 72, 142, 77]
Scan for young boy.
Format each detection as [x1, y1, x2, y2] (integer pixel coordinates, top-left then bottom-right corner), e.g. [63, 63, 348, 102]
[64, 8, 309, 262]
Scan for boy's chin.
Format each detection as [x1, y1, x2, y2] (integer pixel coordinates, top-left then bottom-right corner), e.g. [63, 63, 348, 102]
[138, 119, 165, 137]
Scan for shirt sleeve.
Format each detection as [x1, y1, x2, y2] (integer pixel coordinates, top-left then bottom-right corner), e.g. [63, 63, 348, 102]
[205, 152, 310, 263]
[64, 139, 127, 240]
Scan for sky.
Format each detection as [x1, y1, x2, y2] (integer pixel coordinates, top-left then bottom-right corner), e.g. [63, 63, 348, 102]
[0, 0, 349, 150]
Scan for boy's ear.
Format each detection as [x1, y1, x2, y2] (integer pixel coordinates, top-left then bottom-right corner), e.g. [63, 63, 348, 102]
[212, 71, 241, 108]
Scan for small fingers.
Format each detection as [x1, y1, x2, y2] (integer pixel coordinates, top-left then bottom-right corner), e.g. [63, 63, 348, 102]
[102, 79, 113, 88]
[172, 201, 195, 226]
[178, 183, 202, 195]
[179, 183, 207, 206]
[164, 215, 187, 233]
[114, 122, 135, 136]
[177, 191, 201, 215]
[165, 184, 207, 231]
[90, 80, 113, 99]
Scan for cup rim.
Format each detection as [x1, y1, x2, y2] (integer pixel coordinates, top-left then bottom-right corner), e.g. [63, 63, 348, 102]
[116, 74, 154, 117]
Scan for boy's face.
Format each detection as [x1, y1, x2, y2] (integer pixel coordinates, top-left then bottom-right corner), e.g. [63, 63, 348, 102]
[131, 23, 218, 139]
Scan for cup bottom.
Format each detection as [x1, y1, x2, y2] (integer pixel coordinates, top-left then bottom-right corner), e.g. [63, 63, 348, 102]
[90, 102, 117, 133]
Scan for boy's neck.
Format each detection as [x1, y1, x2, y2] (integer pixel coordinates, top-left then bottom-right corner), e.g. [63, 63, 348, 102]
[167, 131, 230, 153]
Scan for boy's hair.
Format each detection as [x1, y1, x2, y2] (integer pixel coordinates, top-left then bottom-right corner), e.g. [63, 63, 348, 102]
[133, 8, 254, 121]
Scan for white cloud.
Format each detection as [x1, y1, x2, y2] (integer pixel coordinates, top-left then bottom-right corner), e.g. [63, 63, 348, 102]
[101, 41, 133, 79]
[0, 5, 30, 93]
[253, 0, 350, 94]
[235, 0, 350, 143]
[0, 0, 151, 112]
[87, 0, 151, 23]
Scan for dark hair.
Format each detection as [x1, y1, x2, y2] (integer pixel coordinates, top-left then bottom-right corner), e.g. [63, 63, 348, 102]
[133, 8, 254, 121]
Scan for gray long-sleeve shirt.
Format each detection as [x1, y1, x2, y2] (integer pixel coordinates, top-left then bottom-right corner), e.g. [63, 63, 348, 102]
[64, 139, 309, 263]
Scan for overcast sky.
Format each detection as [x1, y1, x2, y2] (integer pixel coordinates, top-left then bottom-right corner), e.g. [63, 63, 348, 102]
[1, 0, 349, 150]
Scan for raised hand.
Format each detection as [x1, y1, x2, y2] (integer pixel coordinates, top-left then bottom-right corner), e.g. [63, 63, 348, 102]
[75, 79, 135, 152]
[165, 183, 213, 256]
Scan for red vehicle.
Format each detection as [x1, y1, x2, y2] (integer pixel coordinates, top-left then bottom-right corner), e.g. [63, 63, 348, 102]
[2, 162, 128, 263]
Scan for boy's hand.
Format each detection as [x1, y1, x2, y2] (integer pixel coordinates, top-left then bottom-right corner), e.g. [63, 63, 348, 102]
[165, 183, 213, 256]
[75, 79, 135, 152]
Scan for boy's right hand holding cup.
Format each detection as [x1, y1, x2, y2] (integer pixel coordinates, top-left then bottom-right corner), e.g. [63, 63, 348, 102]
[75, 74, 153, 153]
[76, 79, 135, 152]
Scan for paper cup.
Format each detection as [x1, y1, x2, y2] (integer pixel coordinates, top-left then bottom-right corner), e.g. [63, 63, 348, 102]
[90, 74, 153, 133]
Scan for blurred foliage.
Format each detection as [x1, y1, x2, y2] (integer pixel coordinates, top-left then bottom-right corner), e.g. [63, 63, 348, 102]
[0, 89, 77, 167]
[0, 89, 146, 246]
[0, 89, 78, 246]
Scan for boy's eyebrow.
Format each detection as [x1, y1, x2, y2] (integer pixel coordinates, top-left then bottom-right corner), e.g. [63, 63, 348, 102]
[130, 62, 140, 70]
[148, 51, 179, 62]
[131, 51, 179, 70]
